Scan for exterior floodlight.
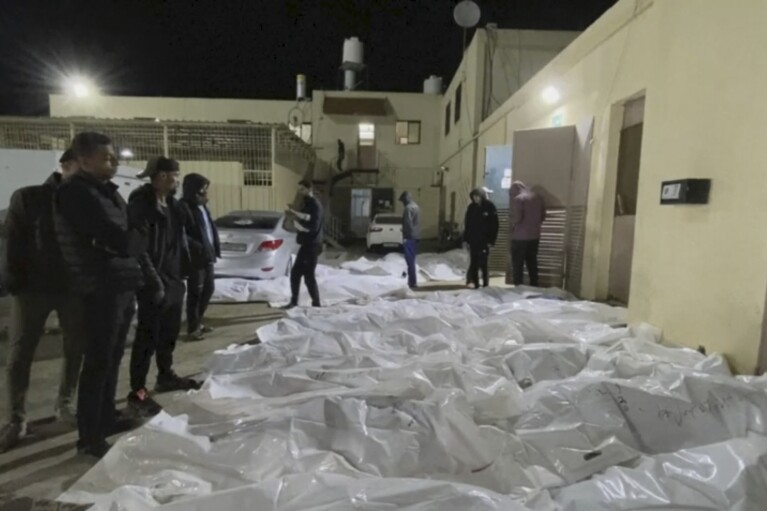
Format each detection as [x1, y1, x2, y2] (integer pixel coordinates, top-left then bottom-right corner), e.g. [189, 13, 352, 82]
[542, 86, 561, 105]
[65, 76, 97, 98]
[120, 148, 134, 159]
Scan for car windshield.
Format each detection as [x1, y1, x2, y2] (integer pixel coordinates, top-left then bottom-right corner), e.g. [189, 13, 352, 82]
[215, 215, 280, 230]
[374, 215, 401, 225]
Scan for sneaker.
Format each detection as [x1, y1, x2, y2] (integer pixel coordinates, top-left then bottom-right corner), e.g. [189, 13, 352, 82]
[186, 329, 206, 342]
[466, 283, 476, 289]
[77, 440, 112, 458]
[127, 389, 162, 418]
[200, 325, 214, 334]
[155, 372, 202, 393]
[0, 422, 26, 453]
[280, 303, 297, 310]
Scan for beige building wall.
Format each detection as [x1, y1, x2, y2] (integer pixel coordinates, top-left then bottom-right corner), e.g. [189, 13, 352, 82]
[49, 95, 295, 124]
[471, 0, 767, 373]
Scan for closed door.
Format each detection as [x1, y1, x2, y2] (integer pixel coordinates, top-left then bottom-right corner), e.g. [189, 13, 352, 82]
[357, 123, 376, 170]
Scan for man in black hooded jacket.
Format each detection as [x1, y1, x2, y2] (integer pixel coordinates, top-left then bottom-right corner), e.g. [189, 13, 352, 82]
[0, 150, 84, 453]
[126, 157, 199, 418]
[179, 173, 220, 340]
[463, 187, 499, 288]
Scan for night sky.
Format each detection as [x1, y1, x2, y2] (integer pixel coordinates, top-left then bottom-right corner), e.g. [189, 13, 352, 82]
[0, 0, 618, 116]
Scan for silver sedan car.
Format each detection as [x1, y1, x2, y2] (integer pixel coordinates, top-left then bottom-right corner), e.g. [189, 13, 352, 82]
[214, 211, 299, 279]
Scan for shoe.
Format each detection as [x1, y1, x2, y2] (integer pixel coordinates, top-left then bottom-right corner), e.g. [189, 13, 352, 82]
[127, 388, 162, 418]
[280, 303, 297, 310]
[466, 283, 476, 289]
[55, 403, 77, 427]
[0, 422, 26, 453]
[186, 329, 206, 342]
[155, 372, 202, 393]
[77, 440, 112, 458]
[311, 302, 321, 308]
[200, 325, 214, 334]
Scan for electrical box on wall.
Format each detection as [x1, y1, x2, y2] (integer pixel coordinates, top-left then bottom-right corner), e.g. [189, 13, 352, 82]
[660, 179, 711, 205]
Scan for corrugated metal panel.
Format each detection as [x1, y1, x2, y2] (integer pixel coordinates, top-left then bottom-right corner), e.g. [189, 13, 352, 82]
[489, 208, 510, 273]
[564, 205, 587, 295]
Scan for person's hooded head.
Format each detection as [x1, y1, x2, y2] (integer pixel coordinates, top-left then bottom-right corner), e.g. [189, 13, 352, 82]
[137, 156, 180, 197]
[510, 181, 528, 199]
[183, 173, 210, 205]
[399, 191, 412, 205]
[469, 187, 487, 205]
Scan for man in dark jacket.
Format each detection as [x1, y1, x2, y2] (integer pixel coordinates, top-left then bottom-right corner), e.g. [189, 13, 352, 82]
[55, 132, 146, 458]
[464, 187, 499, 289]
[179, 173, 220, 341]
[0, 150, 84, 453]
[399, 191, 420, 289]
[285, 180, 323, 308]
[127, 157, 199, 418]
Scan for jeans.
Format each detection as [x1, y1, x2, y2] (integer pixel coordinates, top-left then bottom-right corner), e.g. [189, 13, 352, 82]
[129, 291, 183, 392]
[5, 292, 84, 423]
[77, 291, 135, 449]
[511, 239, 541, 287]
[467, 244, 490, 288]
[403, 239, 418, 288]
[290, 243, 322, 306]
[187, 264, 214, 334]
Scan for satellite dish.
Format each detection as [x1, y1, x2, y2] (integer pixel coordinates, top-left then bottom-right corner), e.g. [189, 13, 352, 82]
[453, 0, 481, 28]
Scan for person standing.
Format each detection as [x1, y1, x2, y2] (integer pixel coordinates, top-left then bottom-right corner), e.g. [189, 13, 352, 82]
[285, 180, 323, 308]
[510, 181, 546, 287]
[55, 132, 145, 458]
[179, 174, 219, 341]
[399, 191, 420, 289]
[0, 150, 84, 452]
[464, 187, 499, 289]
[127, 158, 199, 418]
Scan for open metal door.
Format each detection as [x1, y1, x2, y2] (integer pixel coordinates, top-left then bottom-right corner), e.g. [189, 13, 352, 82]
[508, 126, 575, 288]
[565, 118, 594, 296]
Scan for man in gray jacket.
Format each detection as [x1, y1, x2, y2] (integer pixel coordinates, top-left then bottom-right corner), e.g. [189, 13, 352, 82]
[399, 191, 420, 289]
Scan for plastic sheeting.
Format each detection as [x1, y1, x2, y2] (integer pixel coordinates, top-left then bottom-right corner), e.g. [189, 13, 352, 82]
[59, 288, 767, 511]
[211, 250, 470, 306]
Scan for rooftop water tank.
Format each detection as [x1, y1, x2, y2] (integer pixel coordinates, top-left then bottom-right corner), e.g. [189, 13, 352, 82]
[423, 75, 443, 94]
[342, 37, 364, 69]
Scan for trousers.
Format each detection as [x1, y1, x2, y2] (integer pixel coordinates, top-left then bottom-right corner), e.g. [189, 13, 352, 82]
[6, 292, 84, 423]
[77, 291, 135, 449]
[403, 239, 418, 288]
[186, 264, 214, 334]
[129, 291, 183, 391]
[290, 243, 322, 306]
[511, 239, 541, 287]
[467, 244, 490, 288]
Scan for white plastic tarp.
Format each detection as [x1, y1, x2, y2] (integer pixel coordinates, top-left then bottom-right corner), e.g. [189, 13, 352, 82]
[211, 250, 470, 305]
[59, 288, 767, 511]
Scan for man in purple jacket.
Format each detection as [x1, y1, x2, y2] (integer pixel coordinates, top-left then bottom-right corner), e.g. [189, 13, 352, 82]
[510, 181, 546, 287]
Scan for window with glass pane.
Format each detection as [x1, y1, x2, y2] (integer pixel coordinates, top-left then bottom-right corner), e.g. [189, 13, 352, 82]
[395, 120, 421, 145]
[454, 84, 462, 123]
[445, 103, 451, 136]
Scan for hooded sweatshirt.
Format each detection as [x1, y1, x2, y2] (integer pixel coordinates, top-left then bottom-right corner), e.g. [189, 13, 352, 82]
[179, 173, 220, 268]
[399, 191, 420, 240]
[464, 188, 499, 246]
[510, 181, 546, 240]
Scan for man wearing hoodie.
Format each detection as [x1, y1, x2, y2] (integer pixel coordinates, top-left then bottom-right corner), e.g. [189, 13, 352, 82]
[463, 187, 499, 288]
[510, 181, 546, 287]
[399, 191, 420, 289]
[0, 150, 84, 452]
[127, 157, 199, 418]
[179, 173, 220, 341]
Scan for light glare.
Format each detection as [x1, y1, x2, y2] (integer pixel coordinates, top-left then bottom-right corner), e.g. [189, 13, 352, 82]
[542, 86, 561, 105]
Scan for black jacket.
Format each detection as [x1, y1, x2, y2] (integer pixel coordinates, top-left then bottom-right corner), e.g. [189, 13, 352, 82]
[296, 195, 323, 246]
[128, 184, 190, 297]
[2, 173, 69, 294]
[55, 171, 145, 295]
[464, 196, 499, 247]
[180, 175, 220, 269]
